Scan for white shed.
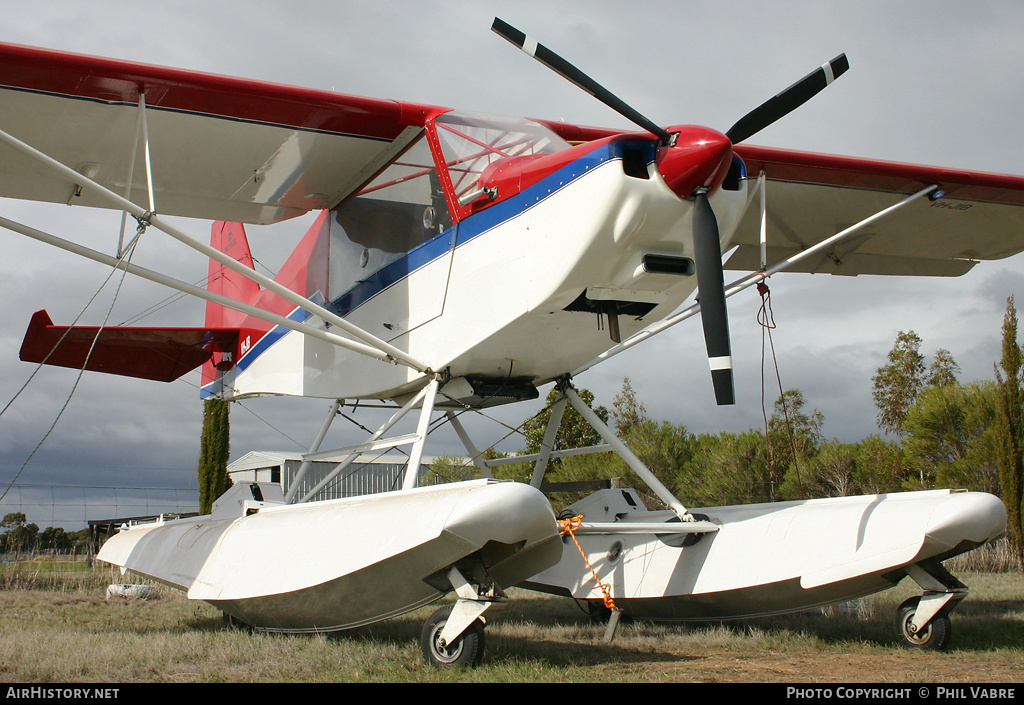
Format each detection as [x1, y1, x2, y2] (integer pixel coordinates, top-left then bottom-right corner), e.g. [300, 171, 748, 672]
[227, 451, 439, 502]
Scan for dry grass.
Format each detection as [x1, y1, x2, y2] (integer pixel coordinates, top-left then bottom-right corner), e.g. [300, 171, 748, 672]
[946, 538, 1021, 573]
[0, 563, 1022, 683]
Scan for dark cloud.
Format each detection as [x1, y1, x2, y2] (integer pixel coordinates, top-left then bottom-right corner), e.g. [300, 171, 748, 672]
[1, 0, 1023, 527]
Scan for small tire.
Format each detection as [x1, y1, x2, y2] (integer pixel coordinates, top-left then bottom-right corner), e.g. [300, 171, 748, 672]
[421, 606, 485, 667]
[897, 597, 951, 651]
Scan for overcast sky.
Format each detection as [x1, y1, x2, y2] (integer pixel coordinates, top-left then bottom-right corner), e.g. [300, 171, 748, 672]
[1, 0, 1023, 528]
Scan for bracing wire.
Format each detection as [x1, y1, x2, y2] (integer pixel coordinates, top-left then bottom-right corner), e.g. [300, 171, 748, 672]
[0, 220, 147, 504]
[757, 280, 804, 498]
[117, 273, 210, 326]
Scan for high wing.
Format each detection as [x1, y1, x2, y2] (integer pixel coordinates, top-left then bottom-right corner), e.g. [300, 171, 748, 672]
[536, 121, 1024, 277]
[0, 42, 445, 224]
[726, 145, 1024, 276]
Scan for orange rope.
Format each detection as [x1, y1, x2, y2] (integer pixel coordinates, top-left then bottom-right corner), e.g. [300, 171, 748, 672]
[557, 515, 617, 611]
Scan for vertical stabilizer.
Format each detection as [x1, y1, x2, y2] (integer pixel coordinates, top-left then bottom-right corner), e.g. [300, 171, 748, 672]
[201, 221, 261, 396]
[256, 210, 331, 316]
[200, 214, 332, 399]
[206, 221, 261, 329]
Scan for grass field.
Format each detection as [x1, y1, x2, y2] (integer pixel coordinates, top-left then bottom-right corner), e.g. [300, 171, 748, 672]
[0, 563, 1021, 683]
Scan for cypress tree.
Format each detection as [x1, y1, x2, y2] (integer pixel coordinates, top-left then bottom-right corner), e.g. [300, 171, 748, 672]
[994, 296, 1024, 571]
[197, 398, 232, 515]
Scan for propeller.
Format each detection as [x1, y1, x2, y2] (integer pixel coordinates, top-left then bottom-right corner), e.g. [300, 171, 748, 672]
[725, 54, 849, 145]
[492, 18, 846, 406]
[490, 18, 675, 146]
[692, 188, 734, 405]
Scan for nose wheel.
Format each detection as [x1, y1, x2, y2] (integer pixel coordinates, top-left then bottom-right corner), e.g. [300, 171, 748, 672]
[420, 564, 500, 667]
[421, 605, 486, 667]
[897, 596, 952, 650]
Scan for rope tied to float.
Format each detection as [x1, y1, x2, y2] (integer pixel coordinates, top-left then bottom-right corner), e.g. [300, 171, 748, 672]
[557, 514, 617, 611]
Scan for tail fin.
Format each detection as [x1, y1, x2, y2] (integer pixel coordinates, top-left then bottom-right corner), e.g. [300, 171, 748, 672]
[205, 221, 262, 329]
[201, 221, 262, 395]
[200, 214, 330, 397]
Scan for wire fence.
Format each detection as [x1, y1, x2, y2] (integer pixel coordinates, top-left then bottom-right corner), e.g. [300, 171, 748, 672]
[0, 483, 198, 530]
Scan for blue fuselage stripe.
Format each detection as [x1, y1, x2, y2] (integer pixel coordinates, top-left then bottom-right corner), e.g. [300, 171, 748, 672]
[328, 143, 621, 317]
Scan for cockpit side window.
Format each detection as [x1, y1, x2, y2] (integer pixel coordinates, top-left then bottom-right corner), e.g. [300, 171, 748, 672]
[330, 135, 451, 297]
[327, 113, 570, 305]
[334, 136, 451, 253]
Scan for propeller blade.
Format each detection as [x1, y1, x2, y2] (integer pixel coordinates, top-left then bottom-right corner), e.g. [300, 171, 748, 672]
[725, 54, 849, 145]
[491, 18, 674, 145]
[692, 191, 735, 406]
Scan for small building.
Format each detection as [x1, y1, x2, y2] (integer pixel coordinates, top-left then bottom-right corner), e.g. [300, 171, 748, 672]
[227, 451, 438, 502]
[86, 453, 444, 550]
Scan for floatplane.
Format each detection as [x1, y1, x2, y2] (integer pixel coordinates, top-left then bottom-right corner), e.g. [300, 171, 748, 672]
[0, 19, 1019, 665]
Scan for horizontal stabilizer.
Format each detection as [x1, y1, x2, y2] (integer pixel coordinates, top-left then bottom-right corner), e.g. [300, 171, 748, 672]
[20, 310, 238, 382]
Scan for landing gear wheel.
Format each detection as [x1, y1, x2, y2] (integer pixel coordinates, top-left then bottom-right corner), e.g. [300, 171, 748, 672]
[897, 597, 951, 651]
[421, 605, 485, 667]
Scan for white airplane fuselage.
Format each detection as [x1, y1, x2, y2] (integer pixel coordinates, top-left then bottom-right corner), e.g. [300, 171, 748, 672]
[224, 138, 751, 403]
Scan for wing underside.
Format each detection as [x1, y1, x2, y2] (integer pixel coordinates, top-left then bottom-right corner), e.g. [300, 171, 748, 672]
[0, 43, 442, 224]
[728, 145, 1024, 276]
[3, 42, 1024, 285]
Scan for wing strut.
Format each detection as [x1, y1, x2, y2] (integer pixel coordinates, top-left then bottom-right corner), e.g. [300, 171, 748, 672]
[572, 182, 945, 377]
[292, 378, 441, 503]
[0, 125, 434, 375]
[115, 92, 157, 257]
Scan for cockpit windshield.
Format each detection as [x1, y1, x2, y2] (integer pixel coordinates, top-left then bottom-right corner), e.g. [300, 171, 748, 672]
[434, 110, 571, 204]
[327, 112, 571, 311]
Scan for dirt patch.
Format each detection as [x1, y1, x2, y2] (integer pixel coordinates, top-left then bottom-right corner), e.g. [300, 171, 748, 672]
[594, 650, 1024, 683]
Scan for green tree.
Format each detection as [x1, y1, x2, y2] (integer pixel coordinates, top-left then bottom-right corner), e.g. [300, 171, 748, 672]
[901, 382, 998, 493]
[685, 430, 770, 506]
[607, 377, 694, 506]
[523, 387, 608, 456]
[872, 331, 926, 435]
[0, 512, 39, 555]
[872, 331, 961, 437]
[851, 435, 913, 494]
[927, 348, 961, 388]
[786, 440, 857, 499]
[994, 296, 1024, 571]
[768, 389, 823, 500]
[38, 526, 72, 552]
[611, 377, 648, 436]
[197, 398, 232, 514]
[425, 455, 478, 486]
[539, 380, 694, 510]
